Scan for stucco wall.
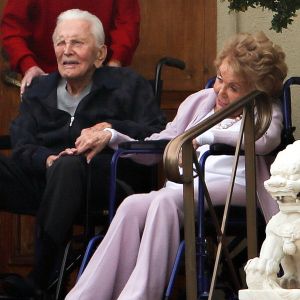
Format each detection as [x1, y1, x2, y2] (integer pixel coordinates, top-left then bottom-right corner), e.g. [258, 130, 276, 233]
[217, 1, 300, 139]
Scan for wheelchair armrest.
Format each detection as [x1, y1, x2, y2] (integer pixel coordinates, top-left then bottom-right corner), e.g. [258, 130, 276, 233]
[109, 139, 170, 222]
[0, 135, 11, 150]
[209, 143, 244, 156]
[118, 139, 170, 151]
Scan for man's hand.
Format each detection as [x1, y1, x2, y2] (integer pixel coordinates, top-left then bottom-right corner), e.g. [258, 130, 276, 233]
[46, 155, 58, 168]
[75, 126, 112, 163]
[46, 148, 77, 168]
[21, 66, 47, 94]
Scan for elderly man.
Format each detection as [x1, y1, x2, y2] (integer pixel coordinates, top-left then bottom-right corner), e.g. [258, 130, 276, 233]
[0, 9, 165, 297]
[1, 0, 140, 94]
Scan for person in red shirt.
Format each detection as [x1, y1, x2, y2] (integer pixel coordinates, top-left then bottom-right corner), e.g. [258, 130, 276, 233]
[0, 0, 140, 93]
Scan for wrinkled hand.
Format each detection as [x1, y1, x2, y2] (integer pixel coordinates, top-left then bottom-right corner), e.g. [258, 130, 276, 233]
[192, 138, 199, 150]
[46, 148, 77, 168]
[46, 155, 58, 168]
[178, 139, 200, 167]
[178, 148, 183, 167]
[89, 122, 112, 131]
[21, 66, 47, 94]
[75, 125, 112, 163]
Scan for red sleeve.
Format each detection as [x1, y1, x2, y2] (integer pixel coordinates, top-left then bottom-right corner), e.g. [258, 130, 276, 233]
[109, 0, 140, 66]
[0, 0, 38, 74]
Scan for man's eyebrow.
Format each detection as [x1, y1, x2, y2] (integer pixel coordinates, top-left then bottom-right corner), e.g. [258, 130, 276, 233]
[54, 35, 87, 42]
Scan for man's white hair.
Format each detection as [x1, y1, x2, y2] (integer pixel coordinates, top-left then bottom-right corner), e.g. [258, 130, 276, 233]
[52, 9, 105, 46]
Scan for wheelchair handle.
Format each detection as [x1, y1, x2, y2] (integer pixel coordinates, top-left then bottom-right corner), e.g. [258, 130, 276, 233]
[154, 57, 186, 102]
[157, 57, 186, 70]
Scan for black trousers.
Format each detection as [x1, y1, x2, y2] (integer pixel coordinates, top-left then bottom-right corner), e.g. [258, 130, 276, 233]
[38, 153, 154, 245]
[0, 154, 44, 214]
[0, 151, 154, 285]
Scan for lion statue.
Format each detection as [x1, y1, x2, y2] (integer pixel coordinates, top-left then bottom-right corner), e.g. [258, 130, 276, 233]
[244, 140, 300, 293]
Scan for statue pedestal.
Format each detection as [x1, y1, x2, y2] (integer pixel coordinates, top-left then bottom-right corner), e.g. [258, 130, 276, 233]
[239, 289, 300, 300]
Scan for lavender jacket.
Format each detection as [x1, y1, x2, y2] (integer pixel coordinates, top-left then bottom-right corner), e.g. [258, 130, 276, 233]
[109, 88, 283, 221]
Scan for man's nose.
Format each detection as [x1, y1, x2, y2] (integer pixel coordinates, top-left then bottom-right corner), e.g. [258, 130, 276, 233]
[63, 43, 74, 55]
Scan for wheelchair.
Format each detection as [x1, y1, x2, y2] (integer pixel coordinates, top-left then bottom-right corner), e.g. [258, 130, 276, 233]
[76, 77, 298, 300]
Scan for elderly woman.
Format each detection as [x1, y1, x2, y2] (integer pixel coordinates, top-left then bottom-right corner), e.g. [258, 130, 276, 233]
[0, 9, 165, 297]
[66, 31, 288, 300]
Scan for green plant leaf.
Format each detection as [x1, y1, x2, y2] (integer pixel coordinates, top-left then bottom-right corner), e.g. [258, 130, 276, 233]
[221, 0, 300, 32]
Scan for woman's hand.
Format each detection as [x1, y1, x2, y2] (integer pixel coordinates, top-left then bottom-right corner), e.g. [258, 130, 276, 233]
[75, 124, 112, 163]
[47, 123, 113, 167]
[178, 139, 200, 167]
[89, 122, 112, 132]
[192, 138, 200, 150]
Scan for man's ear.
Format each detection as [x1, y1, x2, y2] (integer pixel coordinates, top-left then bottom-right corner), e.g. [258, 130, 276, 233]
[94, 44, 107, 68]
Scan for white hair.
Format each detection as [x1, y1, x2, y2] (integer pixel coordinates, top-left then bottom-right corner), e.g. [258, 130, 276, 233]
[52, 9, 105, 46]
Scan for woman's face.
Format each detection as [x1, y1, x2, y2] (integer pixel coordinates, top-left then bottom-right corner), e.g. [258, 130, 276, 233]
[213, 58, 253, 116]
[53, 19, 106, 84]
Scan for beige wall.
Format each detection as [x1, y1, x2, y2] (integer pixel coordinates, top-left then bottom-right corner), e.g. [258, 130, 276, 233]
[217, 2, 300, 139]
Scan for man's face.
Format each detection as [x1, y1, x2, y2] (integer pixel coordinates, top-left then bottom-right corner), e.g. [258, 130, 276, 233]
[53, 19, 106, 82]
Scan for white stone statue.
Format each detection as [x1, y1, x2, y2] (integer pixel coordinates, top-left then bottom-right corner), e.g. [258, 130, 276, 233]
[239, 140, 300, 300]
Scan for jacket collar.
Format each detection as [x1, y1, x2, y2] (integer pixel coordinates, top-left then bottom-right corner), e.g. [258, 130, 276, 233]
[24, 66, 121, 109]
[47, 66, 121, 92]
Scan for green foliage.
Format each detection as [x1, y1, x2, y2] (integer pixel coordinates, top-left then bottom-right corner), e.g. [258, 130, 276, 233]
[222, 0, 300, 32]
